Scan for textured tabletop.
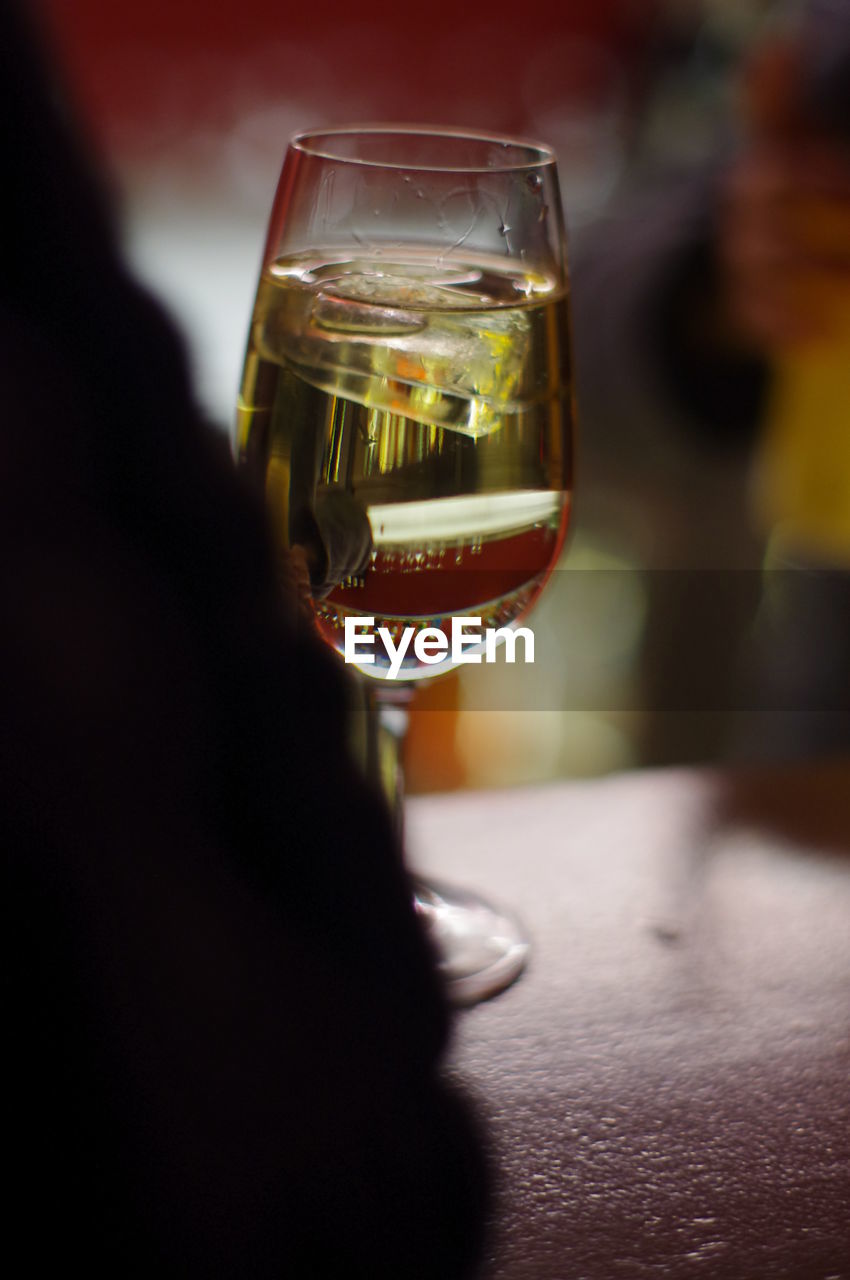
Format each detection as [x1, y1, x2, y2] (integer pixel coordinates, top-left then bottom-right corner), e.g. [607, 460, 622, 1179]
[407, 761, 850, 1280]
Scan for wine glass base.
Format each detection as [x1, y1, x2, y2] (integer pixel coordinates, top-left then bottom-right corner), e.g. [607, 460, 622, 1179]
[413, 878, 530, 1006]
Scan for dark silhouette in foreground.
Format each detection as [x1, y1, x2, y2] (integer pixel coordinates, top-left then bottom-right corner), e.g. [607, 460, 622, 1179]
[1, 2, 488, 1274]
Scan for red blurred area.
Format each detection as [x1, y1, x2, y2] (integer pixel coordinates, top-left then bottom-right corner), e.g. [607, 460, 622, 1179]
[37, 0, 660, 156]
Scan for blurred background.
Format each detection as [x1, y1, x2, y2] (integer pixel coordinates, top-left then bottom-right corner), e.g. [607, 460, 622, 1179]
[33, 0, 849, 791]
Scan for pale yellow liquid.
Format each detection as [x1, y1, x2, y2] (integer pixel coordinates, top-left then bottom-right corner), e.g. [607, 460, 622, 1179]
[237, 252, 573, 678]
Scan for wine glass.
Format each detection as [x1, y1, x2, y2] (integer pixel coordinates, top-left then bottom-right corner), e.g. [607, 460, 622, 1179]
[236, 126, 573, 1003]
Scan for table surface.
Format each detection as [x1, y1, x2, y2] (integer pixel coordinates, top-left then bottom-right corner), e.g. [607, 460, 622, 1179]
[407, 760, 850, 1280]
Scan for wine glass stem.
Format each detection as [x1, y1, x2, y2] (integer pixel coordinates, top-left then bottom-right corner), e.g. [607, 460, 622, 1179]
[363, 682, 414, 842]
[359, 679, 530, 1003]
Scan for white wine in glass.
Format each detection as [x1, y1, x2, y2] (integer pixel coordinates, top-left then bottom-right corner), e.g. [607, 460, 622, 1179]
[237, 127, 574, 1002]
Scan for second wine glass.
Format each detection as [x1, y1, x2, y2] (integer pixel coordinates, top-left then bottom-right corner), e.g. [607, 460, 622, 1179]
[237, 126, 574, 1003]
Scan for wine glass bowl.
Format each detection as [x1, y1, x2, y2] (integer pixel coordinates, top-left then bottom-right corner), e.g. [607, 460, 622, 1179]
[237, 126, 573, 1002]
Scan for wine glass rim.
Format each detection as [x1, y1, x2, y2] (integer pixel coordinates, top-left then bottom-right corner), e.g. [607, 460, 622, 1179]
[290, 124, 558, 173]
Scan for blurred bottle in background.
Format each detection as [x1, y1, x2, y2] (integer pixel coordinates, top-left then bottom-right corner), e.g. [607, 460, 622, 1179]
[715, 1, 850, 753]
[742, 3, 850, 564]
